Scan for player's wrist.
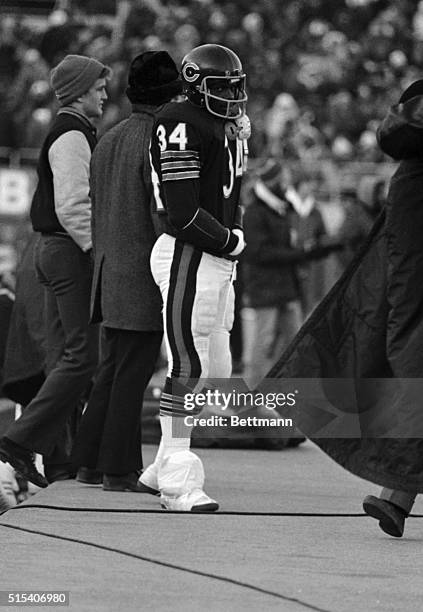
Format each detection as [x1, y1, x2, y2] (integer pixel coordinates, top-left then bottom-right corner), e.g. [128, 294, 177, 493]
[228, 228, 245, 257]
[221, 229, 237, 253]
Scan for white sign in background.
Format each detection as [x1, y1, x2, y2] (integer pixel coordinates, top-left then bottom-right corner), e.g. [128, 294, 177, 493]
[0, 168, 33, 216]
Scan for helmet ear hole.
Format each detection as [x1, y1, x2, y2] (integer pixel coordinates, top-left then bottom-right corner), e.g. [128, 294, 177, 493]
[181, 44, 247, 119]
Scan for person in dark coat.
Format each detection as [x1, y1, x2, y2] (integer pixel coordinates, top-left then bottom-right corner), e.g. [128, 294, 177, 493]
[265, 79, 423, 538]
[243, 161, 304, 387]
[0, 283, 14, 401]
[72, 51, 182, 492]
[243, 161, 338, 387]
[2, 234, 46, 406]
[288, 170, 329, 319]
[336, 177, 387, 271]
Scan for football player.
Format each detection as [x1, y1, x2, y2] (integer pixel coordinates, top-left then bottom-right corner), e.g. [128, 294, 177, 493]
[140, 44, 250, 511]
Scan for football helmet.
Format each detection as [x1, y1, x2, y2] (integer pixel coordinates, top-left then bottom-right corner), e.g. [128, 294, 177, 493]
[181, 44, 247, 119]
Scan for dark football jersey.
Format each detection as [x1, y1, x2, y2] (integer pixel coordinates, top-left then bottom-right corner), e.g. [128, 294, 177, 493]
[150, 100, 247, 252]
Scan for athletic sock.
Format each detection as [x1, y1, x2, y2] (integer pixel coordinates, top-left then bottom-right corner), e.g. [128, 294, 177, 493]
[160, 414, 192, 459]
[149, 438, 164, 467]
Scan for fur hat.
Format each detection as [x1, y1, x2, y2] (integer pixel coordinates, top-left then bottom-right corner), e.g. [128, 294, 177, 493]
[125, 50, 182, 105]
[50, 54, 111, 106]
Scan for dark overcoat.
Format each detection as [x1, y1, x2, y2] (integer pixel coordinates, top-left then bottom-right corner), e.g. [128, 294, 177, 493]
[2, 234, 46, 404]
[90, 105, 162, 331]
[265, 105, 423, 493]
[243, 190, 303, 308]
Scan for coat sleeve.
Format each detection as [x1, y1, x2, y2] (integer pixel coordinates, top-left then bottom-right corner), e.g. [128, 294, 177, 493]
[48, 130, 92, 251]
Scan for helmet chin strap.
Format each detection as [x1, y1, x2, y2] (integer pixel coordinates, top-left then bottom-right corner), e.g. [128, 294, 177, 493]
[225, 115, 251, 140]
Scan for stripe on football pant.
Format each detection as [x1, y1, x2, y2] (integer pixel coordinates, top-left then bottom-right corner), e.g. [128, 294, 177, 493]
[159, 241, 203, 416]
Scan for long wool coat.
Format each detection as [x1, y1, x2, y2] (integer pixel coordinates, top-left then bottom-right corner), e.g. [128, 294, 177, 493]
[89, 105, 163, 331]
[265, 105, 423, 493]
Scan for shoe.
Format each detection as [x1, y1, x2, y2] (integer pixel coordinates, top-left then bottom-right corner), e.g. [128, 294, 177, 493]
[46, 472, 75, 483]
[103, 472, 158, 493]
[44, 465, 76, 484]
[0, 438, 48, 489]
[139, 463, 160, 495]
[363, 495, 407, 537]
[76, 467, 102, 485]
[161, 489, 219, 512]
[158, 450, 219, 512]
[286, 435, 307, 448]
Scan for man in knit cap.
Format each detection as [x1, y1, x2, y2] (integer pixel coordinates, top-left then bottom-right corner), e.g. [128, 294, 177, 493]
[0, 54, 111, 487]
[71, 51, 182, 492]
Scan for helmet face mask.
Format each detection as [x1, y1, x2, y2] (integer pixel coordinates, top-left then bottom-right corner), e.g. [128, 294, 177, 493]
[200, 75, 247, 119]
[181, 44, 247, 120]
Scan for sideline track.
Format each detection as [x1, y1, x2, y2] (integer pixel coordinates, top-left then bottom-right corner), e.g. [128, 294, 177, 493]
[1, 443, 423, 611]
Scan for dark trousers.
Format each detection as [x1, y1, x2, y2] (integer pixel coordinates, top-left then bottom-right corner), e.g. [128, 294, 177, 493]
[5, 235, 98, 457]
[380, 488, 416, 514]
[72, 326, 163, 475]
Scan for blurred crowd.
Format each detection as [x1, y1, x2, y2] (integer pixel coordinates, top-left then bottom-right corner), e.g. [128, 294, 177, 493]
[1, 0, 423, 161]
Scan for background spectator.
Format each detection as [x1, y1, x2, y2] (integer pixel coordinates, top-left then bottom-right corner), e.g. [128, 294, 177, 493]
[0, 0, 409, 379]
[0, 0, 422, 156]
[288, 169, 329, 319]
[336, 175, 387, 269]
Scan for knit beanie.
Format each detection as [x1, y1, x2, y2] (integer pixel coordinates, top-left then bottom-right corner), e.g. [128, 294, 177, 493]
[125, 50, 182, 105]
[50, 54, 111, 106]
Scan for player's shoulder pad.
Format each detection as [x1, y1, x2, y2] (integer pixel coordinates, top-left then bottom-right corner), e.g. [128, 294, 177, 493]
[155, 100, 216, 133]
[154, 100, 193, 122]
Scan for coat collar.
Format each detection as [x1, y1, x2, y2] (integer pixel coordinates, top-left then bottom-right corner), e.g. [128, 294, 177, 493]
[285, 186, 315, 218]
[131, 103, 161, 117]
[57, 107, 96, 132]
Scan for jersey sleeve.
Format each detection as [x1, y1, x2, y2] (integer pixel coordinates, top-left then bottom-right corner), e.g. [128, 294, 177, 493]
[151, 117, 200, 222]
[155, 119, 201, 184]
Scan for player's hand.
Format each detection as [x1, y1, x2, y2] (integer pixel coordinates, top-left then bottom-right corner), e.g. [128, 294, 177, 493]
[229, 229, 246, 257]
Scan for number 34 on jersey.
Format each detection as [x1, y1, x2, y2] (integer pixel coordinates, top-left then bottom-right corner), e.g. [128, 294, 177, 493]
[152, 121, 248, 201]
